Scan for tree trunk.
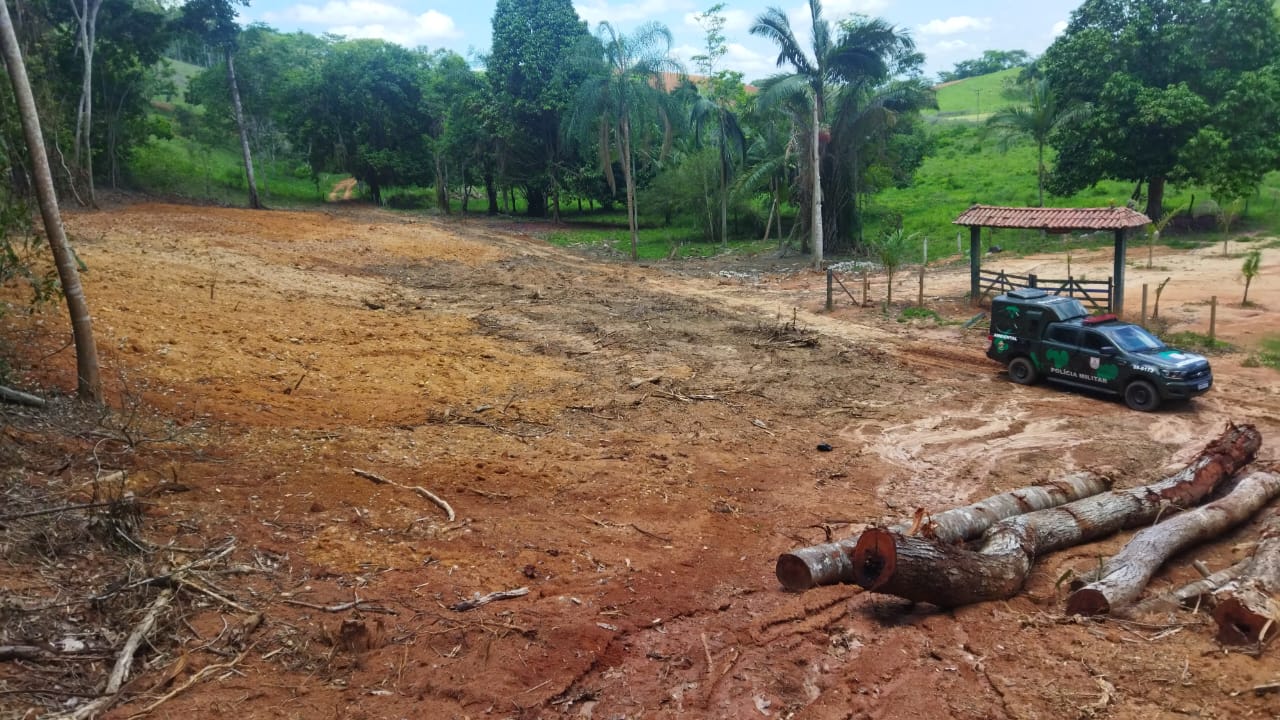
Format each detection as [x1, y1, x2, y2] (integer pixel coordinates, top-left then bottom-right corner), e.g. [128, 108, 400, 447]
[434, 155, 449, 214]
[1128, 559, 1250, 617]
[485, 171, 498, 216]
[1067, 471, 1280, 616]
[620, 115, 639, 261]
[776, 472, 1111, 591]
[1145, 175, 1165, 223]
[809, 98, 823, 269]
[225, 48, 261, 209]
[1212, 509, 1280, 644]
[0, 0, 101, 403]
[850, 424, 1260, 607]
[71, 0, 102, 207]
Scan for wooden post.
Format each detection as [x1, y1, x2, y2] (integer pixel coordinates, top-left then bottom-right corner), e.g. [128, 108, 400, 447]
[826, 270, 833, 312]
[862, 273, 869, 306]
[969, 226, 982, 306]
[1141, 284, 1149, 327]
[919, 238, 927, 306]
[1209, 296, 1217, 341]
[1113, 228, 1128, 316]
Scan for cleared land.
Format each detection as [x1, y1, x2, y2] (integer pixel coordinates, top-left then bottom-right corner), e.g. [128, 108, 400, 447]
[2, 202, 1278, 719]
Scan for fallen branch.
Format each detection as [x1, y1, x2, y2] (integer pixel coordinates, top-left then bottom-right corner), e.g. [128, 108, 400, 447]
[125, 644, 254, 718]
[1067, 471, 1280, 615]
[0, 384, 46, 408]
[775, 472, 1111, 590]
[0, 645, 49, 661]
[281, 597, 398, 615]
[850, 423, 1260, 607]
[353, 468, 455, 521]
[0, 499, 141, 523]
[450, 587, 529, 612]
[53, 589, 175, 719]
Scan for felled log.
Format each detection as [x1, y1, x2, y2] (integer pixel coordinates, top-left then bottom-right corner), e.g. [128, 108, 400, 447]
[775, 472, 1111, 591]
[1127, 559, 1249, 617]
[1212, 508, 1280, 644]
[1066, 471, 1280, 615]
[850, 423, 1260, 607]
[0, 384, 46, 408]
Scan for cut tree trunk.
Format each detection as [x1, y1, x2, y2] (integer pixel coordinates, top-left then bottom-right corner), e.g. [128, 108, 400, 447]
[1066, 471, 1280, 616]
[1128, 559, 1250, 617]
[775, 472, 1111, 591]
[1212, 508, 1280, 645]
[850, 423, 1260, 607]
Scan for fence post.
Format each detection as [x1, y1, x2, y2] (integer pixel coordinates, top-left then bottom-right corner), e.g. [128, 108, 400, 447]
[1141, 284, 1149, 327]
[919, 238, 928, 306]
[1209, 296, 1217, 342]
[862, 273, 869, 306]
[1028, 273, 1037, 288]
[826, 269, 833, 312]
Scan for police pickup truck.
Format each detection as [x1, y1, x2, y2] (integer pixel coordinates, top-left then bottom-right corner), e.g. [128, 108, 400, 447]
[986, 288, 1213, 411]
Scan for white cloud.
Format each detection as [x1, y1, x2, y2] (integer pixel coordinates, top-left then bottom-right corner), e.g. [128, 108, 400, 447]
[681, 7, 754, 35]
[271, 0, 404, 25]
[918, 16, 992, 36]
[575, 0, 695, 27]
[265, 2, 460, 45]
[1052, 20, 1068, 36]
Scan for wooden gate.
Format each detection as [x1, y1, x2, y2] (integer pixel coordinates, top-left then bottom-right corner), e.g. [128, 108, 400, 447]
[979, 270, 1113, 311]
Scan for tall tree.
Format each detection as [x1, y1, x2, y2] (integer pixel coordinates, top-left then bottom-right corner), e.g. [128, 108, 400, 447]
[293, 39, 433, 204]
[1040, 0, 1280, 221]
[487, 0, 592, 217]
[69, 0, 103, 206]
[690, 4, 746, 246]
[570, 21, 679, 260]
[985, 78, 1084, 206]
[180, 0, 261, 209]
[0, 0, 101, 401]
[752, 3, 923, 264]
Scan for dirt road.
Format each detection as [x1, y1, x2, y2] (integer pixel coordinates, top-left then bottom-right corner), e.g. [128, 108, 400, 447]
[3, 202, 1278, 719]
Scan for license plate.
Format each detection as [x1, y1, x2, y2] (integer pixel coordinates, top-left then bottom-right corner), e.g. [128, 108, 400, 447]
[1197, 381, 1210, 391]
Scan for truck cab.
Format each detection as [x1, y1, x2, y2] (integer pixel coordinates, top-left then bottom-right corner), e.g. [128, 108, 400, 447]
[987, 288, 1212, 411]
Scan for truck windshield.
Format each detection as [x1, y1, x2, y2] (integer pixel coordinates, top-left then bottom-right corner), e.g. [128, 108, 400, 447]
[1108, 325, 1165, 352]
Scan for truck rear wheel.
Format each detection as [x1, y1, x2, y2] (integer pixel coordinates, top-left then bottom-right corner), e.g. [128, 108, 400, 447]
[1124, 379, 1161, 412]
[1008, 357, 1038, 385]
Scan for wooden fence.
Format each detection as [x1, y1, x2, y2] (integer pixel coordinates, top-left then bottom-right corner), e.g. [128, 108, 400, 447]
[978, 269, 1113, 311]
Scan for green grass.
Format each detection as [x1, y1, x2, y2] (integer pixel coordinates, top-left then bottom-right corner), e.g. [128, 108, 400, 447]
[929, 68, 1023, 120]
[1161, 331, 1235, 354]
[545, 213, 778, 261]
[1243, 335, 1280, 370]
[862, 121, 1261, 263]
[129, 135, 338, 207]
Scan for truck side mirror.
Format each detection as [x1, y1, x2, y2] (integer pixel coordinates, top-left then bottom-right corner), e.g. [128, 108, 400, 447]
[1100, 346, 1117, 356]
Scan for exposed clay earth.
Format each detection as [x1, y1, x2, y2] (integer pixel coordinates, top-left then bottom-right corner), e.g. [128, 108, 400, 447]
[2, 200, 1279, 720]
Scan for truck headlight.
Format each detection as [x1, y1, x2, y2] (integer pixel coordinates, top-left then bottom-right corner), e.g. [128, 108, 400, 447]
[1161, 369, 1186, 379]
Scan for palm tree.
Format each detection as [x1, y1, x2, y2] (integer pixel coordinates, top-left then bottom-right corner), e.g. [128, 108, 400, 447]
[570, 22, 680, 260]
[985, 78, 1083, 207]
[751, 2, 919, 266]
[690, 86, 745, 246]
[0, 0, 102, 401]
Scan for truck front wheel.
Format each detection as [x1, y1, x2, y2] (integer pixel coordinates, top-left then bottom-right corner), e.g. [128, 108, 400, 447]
[1008, 357, 1038, 385]
[1124, 380, 1161, 412]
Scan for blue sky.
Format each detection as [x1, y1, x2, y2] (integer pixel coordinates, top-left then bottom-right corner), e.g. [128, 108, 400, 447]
[242, 0, 1084, 81]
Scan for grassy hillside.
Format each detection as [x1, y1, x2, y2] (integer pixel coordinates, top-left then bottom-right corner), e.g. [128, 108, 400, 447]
[929, 68, 1022, 121]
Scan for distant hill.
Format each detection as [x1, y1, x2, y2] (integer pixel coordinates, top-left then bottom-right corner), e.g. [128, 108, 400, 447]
[928, 68, 1023, 122]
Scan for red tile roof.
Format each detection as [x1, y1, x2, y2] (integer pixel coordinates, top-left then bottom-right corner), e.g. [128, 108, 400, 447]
[953, 205, 1151, 232]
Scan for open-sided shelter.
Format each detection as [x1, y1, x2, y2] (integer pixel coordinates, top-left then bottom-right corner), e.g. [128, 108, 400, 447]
[953, 205, 1152, 314]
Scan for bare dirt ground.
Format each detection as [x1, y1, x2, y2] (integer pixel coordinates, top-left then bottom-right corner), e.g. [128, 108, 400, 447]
[2, 200, 1279, 720]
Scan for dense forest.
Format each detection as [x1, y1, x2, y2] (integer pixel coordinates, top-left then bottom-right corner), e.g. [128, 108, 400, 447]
[2, 0, 1280, 267]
